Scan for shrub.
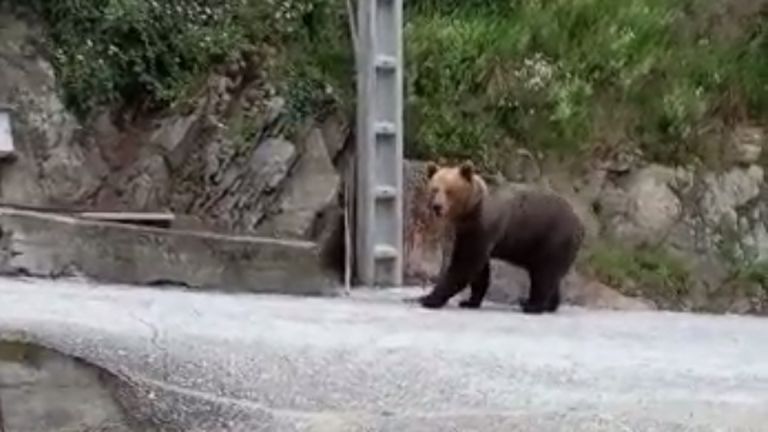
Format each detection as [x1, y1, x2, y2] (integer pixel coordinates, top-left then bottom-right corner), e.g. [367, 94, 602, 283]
[584, 242, 693, 308]
[28, 0, 353, 119]
[405, 0, 768, 169]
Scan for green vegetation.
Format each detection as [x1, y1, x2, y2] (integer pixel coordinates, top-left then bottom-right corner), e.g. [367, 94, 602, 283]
[405, 0, 768, 169]
[584, 241, 693, 308]
[24, 0, 768, 169]
[28, 0, 352, 119]
[716, 224, 768, 302]
[729, 260, 768, 289]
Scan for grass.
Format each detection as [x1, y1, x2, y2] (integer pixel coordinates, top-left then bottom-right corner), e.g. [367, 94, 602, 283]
[404, 0, 768, 170]
[728, 260, 768, 289]
[21, 0, 768, 171]
[583, 241, 694, 308]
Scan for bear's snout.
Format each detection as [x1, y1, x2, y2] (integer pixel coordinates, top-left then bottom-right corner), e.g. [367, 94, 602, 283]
[431, 203, 443, 217]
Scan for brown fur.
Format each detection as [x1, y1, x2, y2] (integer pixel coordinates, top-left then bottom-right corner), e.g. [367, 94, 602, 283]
[417, 161, 585, 314]
[425, 161, 488, 221]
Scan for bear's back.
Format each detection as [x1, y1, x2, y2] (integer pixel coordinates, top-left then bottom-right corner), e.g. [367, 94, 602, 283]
[484, 186, 583, 263]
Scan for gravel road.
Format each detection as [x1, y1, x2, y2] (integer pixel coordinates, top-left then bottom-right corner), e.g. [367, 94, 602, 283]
[0, 277, 766, 431]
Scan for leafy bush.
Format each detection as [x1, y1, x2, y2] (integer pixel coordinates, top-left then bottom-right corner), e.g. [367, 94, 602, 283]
[29, 0, 352, 119]
[23, 0, 768, 168]
[584, 242, 693, 308]
[31, 0, 242, 116]
[405, 0, 768, 168]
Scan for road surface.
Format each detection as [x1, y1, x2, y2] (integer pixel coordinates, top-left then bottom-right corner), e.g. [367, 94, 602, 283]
[0, 277, 767, 431]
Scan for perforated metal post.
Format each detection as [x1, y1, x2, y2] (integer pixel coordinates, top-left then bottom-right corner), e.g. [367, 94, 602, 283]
[355, 0, 404, 287]
[0, 105, 15, 160]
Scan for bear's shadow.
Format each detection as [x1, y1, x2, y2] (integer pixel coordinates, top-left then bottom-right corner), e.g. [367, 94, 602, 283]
[401, 294, 523, 313]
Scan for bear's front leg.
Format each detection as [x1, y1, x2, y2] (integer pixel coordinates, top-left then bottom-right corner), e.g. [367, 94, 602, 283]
[459, 260, 490, 309]
[418, 292, 450, 309]
[418, 233, 490, 309]
[417, 273, 462, 309]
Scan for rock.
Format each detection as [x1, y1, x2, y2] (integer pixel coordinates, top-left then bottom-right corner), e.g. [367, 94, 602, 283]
[562, 273, 657, 311]
[597, 164, 682, 244]
[319, 110, 350, 162]
[115, 154, 170, 211]
[264, 97, 286, 125]
[89, 110, 130, 170]
[90, 147, 171, 212]
[502, 148, 542, 182]
[743, 221, 768, 262]
[701, 165, 764, 226]
[253, 139, 297, 190]
[150, 105, 206, 170]
[0, 341, 132, 432]
[733, 144, 763, 166]
[591, 161, 767, 314]
[183, 137, 298, 234]
[728, 126, 764, 166]
[0, 12, 107, 207]
[484, 261, 529, 304]
[256, 128, 340, 239]
[597, 147, 644, 174]
[0, 207, 340, 296]
[170, 214, 210, 231]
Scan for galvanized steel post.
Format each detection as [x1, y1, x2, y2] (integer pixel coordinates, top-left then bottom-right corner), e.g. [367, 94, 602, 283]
[354, 0, 404, 287]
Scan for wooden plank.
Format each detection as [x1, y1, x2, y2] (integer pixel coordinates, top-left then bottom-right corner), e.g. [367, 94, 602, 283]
[77, 212, 175, 221]
[77, 212, 175, 228]
[0, 202, 176, 228]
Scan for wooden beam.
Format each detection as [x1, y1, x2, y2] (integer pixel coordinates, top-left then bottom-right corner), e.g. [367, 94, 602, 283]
[77, 212, 175, 228]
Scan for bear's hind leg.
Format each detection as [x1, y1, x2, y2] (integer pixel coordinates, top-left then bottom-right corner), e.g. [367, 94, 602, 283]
[459, 261, 490, 309]
[522, 271, 562, 314]
[544, 288, 561, 312]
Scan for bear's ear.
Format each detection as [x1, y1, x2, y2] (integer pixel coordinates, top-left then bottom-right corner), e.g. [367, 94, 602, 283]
[426, 162, 439, 179]
[459, 160, 475, 181]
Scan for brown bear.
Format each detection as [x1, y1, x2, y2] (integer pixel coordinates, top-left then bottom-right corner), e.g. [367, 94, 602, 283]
[415, 160, 584, 314]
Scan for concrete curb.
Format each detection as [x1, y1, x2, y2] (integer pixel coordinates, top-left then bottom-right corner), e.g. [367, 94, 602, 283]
[0, 208, 341, 296]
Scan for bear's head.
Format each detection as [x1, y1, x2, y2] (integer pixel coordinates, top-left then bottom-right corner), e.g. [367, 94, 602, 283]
[425, 160, 487, 221]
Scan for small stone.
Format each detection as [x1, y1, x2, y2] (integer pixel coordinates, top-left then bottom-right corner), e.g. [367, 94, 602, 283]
[319, 111, 349, 161]
[729, 126, 764, 165]
[265, 97, 285, 123]
[244, 87, 263, 105]
[225, 62, 240, 79]
[150, 110, 202, 154]
[701, 165, 764, 225]
[564, 273, 657, 311]
[734, 143, 762, 165]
